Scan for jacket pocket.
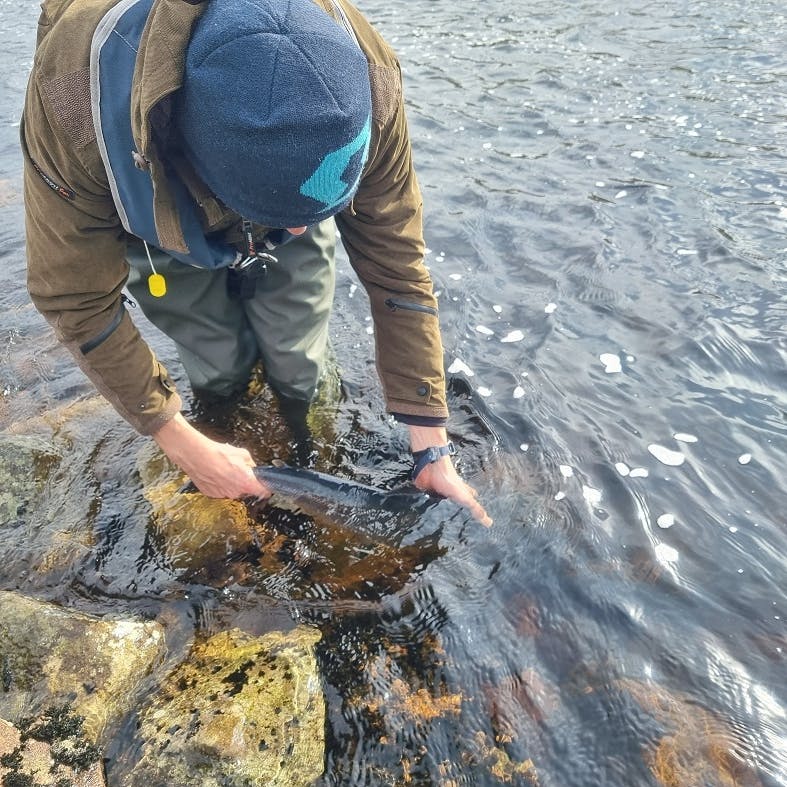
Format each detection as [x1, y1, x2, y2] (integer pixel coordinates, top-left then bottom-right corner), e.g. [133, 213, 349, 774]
[384, 298, 438, 317]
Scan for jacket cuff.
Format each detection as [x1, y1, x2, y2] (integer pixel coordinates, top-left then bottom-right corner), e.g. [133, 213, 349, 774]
[391, 411, 447, 427]
[136, 389, 183, 436]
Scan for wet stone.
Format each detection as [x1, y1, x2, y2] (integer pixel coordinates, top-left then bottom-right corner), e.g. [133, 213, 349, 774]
[129, 626, 324, 787]
[0, 435, 59, 527]
[0, 591, 166, 742]
[137, 445, 257, 576]
[1, 400, 118, 580]
[0, 716, 106, 787]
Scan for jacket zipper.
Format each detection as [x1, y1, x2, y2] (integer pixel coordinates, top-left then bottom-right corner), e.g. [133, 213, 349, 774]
[384, 298, 438, 316]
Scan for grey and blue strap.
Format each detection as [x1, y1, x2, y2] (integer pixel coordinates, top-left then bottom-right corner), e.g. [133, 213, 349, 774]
[411, 442, 456, 481]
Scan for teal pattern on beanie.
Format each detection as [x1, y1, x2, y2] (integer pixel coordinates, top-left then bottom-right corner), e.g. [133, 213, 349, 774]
[176, 0, 372, 228]
[300, 117, 371, 212]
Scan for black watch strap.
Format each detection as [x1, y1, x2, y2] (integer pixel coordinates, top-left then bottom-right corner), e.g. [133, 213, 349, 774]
[411, 441, 456, 481]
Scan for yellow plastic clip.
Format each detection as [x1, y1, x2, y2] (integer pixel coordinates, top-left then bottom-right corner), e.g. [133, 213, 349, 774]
[144, 241, 166, 297]
[148, 273, 167, 297]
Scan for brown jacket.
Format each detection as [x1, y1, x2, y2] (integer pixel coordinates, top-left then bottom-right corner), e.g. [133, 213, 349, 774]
[22, 0, 447, 434]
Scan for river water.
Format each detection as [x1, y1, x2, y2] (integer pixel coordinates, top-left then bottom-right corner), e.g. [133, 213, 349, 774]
[1, 0, 785, 785]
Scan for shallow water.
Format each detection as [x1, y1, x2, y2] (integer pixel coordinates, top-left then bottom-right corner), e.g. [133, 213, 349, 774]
[1, 0, 785, 784]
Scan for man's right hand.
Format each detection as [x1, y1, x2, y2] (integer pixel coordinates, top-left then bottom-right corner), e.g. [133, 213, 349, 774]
[152, 412, 270, 499]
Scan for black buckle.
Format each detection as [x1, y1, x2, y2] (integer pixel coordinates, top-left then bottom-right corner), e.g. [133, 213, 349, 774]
[227, 220, 277, 300]
[227, 255, 274, 300]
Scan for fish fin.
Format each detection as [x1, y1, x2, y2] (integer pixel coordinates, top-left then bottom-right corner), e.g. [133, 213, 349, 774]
[271, 458, 287, 468]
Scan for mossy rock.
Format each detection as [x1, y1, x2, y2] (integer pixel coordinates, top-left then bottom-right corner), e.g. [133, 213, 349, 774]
[130, 626, 324, 787]
[0, 591, 165, 742]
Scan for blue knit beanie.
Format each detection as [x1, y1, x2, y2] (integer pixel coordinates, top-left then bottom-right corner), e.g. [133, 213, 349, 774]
[176, 0, 372, 228]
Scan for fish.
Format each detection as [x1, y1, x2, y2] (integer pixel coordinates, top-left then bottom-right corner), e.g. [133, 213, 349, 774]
[253, 463, 446, 546]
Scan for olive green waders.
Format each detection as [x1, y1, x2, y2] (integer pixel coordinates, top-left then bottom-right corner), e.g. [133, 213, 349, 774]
[125, 219, 336, 402]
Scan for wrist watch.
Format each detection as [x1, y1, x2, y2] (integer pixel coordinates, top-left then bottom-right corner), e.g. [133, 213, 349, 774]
[411, 442, 456, 481]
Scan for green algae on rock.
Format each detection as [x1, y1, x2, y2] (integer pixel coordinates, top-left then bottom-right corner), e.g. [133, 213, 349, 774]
[130, 626, 324, 787]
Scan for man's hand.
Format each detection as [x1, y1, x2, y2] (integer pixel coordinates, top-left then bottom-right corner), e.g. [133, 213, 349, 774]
[153, 413, 270, 499]
[408, 425, 492, 526]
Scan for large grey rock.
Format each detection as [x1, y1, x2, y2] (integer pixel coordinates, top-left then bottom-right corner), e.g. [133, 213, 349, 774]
[0, 591, 166, 742]
[129, 626, 325, 787]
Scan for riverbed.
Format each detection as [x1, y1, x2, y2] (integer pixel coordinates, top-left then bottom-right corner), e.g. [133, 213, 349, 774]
[1, 0, 785, 784]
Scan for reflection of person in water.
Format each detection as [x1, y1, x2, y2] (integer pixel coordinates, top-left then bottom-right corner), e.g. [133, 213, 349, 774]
[21, 0, 491, 525]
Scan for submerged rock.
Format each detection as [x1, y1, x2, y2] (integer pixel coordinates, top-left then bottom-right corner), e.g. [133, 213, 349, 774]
[0, 591, 166, 742]
[461, 731, 539, 785]
[129, 626, 324, 787]
[1, 408, 105, 581]
[619, 679, 764, 787]
[137, 446, 258, 578]
[348, 649, 541, 785]
[0, 435, 59, 527]
[144, 478, 256, 572]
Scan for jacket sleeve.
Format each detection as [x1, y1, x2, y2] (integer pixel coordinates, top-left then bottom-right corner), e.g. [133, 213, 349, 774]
[21, 78, 182, 435]
[334, 4, 448, 421]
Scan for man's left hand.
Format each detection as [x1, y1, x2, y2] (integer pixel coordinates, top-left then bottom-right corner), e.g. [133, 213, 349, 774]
[413, 455, 492, 526]
[408, 424, 492, 526]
